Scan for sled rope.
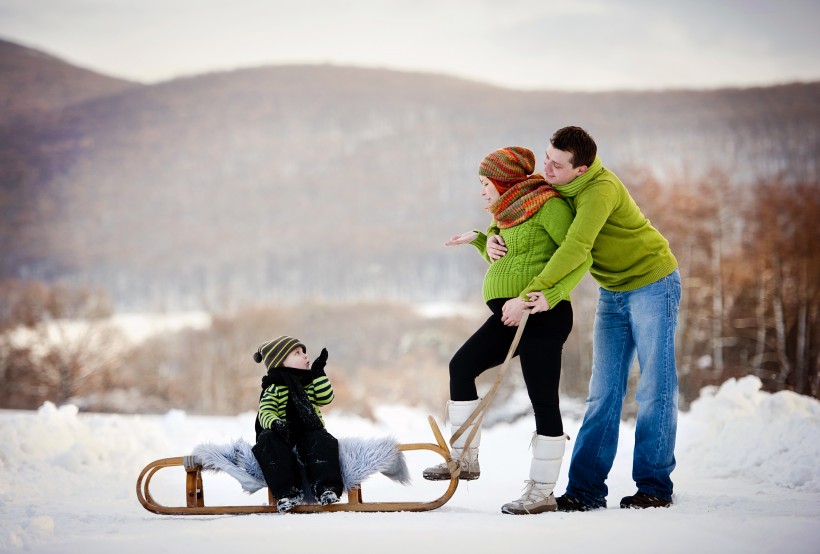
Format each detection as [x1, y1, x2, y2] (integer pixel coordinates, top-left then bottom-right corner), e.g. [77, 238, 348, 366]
[449, 309, 530, 453]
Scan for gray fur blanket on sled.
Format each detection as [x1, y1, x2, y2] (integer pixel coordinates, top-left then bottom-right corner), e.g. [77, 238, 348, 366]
[190, 436, 411, 497]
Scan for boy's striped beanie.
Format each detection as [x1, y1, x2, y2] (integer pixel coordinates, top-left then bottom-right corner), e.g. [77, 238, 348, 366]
[479, 146, 536, 193]
[253, 335, 305, 369]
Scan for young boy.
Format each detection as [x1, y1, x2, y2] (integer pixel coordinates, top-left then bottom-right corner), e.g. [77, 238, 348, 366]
[251, 335, 344, 512]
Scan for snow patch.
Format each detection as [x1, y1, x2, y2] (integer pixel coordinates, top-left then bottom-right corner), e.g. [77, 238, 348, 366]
[109, 311, 212, 343]
[0, 376, 818, 553]
[412, 302, 485, 319]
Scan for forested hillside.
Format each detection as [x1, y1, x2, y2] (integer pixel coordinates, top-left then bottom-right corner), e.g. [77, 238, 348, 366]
[1, 39, 817, 413]
[1, 39, 818, 309]
[0, 38, 138, 116]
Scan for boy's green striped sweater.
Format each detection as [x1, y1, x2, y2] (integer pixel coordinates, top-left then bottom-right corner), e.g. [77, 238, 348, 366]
[257, 375, 334, 429]
[544, 156, 678, 292]
[470, 196, 592, 307]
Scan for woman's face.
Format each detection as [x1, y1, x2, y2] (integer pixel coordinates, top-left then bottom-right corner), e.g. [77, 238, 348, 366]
[480, 176, 500, 204]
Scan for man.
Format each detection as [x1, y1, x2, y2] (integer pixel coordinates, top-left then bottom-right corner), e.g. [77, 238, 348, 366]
[489, 126, 681, 510]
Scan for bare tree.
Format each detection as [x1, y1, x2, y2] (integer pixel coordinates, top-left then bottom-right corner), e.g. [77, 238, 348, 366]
[0, 280, 118, 407]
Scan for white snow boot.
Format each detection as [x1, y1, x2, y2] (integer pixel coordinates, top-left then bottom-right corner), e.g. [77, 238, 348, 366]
[501, 433, 567, 515]
[423, 399, 481, 481]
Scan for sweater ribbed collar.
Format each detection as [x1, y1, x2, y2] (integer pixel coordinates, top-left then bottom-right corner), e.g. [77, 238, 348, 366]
[553, 156, 603, 198]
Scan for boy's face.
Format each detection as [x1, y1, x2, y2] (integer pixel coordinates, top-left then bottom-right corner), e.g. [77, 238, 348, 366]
[283, 347, 310, 370]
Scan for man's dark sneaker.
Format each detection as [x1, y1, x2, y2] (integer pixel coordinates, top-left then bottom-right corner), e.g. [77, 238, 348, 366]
[620, 492, 672, 509]
[555, 494, 603, 512]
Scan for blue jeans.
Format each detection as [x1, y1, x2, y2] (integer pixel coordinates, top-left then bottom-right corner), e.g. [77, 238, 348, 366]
[566, 269, 681, 506]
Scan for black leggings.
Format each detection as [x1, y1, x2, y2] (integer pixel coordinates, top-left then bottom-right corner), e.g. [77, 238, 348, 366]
[449, 298, 573, 437]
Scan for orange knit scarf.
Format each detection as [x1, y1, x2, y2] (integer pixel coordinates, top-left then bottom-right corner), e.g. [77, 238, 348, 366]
[486, 175, 560, 228]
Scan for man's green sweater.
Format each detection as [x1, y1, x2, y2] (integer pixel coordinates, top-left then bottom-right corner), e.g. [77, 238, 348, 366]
[543, 156, 678, 292]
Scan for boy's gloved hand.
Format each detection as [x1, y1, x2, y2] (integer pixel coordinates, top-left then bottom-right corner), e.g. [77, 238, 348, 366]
[311, 348, 329, 376]
[271, 419, 292, 444]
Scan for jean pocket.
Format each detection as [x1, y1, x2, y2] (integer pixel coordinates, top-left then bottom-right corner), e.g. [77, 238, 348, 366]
[665, 270, 682, 319]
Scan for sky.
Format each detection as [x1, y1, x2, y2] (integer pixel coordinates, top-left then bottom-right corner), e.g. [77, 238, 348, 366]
[1, 0, 819, 91]
[1, 375, 818, 552]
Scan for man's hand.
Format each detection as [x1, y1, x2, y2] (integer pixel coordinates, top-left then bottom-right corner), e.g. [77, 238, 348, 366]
[487, 234, 507, 261]
[524, 292, 551, 314]
[444, 231, 478, 246]
[501, 297, 529, 326]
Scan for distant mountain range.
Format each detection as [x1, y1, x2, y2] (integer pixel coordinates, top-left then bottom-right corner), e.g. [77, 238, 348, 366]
[1, 38, 819, 310]
[0, 39, 138, 116]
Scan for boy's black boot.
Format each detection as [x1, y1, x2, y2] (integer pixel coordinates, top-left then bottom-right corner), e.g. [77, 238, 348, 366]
[276, 493, 303, 513]
[620, 492, 672, 509]
[319, 490, 340, 506]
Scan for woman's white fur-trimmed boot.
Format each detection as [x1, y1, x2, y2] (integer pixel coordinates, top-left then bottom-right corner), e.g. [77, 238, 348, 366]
[423, 399, 481, 481]
[501, 433, 567, 514]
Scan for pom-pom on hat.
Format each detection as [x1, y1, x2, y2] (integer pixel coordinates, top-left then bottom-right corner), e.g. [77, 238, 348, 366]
[254, 335, 305, 369]
[479, 146, 536, 193]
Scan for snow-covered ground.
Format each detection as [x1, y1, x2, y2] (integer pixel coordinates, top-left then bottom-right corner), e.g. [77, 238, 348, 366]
[1, 376, 818, 554]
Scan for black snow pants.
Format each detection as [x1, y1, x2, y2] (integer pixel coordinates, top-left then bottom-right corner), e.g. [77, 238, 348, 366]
[252, 427, 344, 500]
[448, 298, 573, 437]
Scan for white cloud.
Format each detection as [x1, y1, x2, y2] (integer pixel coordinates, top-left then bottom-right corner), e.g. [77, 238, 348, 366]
[1, 0, 819, 90]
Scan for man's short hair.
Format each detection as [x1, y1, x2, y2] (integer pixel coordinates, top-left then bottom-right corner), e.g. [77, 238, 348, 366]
[550, 126, 597, 168]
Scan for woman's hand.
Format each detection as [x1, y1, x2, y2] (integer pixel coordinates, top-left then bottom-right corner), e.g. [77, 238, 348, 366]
[524, 292, 551, 314]
[487, 234, 507, 261]
[444, 231, 478, 246]
[501, 297, 529, 326]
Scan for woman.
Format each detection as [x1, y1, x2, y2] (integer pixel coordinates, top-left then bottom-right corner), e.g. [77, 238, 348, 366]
[422, 146, 591, 515]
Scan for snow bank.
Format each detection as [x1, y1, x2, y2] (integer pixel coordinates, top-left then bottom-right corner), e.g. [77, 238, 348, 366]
[678, 376, 820, 492]
[1, 376, 818, 553]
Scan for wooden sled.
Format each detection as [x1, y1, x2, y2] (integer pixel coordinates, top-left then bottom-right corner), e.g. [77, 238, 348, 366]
[136, 415, 459, 515]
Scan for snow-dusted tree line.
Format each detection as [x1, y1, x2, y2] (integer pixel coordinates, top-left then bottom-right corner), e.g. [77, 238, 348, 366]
[1, 170, 818, 414]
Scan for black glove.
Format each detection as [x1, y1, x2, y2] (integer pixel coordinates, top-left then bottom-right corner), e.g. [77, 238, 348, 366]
[271, 419, 292, 444]
[311, 348, 329, 376]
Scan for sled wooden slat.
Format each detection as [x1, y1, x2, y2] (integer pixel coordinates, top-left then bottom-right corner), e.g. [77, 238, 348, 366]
[136, 416, 459, 515]
[185, 466, 204, 507]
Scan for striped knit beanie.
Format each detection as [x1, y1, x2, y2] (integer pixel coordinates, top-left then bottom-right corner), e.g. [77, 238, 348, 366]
[253, 335, 305, 369]
[479, 146, 536, 193]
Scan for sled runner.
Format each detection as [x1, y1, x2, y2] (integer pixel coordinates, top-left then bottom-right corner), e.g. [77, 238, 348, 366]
[136, 415, 459, 514]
